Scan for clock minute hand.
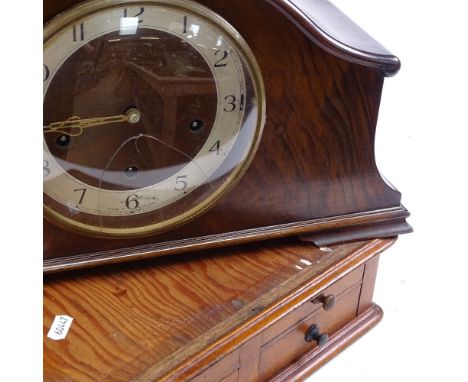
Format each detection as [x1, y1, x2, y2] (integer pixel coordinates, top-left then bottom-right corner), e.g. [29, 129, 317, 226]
[43, 108, 141, 137]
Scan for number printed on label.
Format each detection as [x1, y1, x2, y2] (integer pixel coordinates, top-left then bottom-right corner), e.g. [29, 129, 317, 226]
[47, 315, 74, 341]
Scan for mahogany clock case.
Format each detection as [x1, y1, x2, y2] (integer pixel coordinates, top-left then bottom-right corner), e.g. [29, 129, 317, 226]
[43, 0, 412, 273]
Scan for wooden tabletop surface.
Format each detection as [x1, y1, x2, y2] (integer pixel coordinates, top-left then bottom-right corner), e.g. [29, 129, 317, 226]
[43, 237, 391, 381]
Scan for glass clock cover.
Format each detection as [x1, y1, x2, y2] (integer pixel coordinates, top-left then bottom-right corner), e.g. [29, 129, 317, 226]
[43, 0, 265, 237]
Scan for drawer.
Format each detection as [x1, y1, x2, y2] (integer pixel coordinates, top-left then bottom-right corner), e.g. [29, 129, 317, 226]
[219, 369, 239, 382]
[259, 285, 361, 380]
[191, 349, 239, 382]
[261, 265, 364, 345]
[189, 265, 364, 382]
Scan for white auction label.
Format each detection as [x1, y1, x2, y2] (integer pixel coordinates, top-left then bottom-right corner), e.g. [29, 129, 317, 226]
[47, 315, 73, 340]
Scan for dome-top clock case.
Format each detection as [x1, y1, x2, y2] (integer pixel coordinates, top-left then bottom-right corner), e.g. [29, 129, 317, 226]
[44, 0, 412, 273]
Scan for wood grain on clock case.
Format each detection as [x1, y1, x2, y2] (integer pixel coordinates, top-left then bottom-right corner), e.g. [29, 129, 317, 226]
[43, 0, 411, 272]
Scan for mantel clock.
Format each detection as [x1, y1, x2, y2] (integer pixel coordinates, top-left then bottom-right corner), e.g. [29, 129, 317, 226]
[43, 0, 411, 273]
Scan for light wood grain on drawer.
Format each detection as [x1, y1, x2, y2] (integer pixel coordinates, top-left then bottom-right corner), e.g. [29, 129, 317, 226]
[191, 349, 239, 382]
[219, 369, 238, 382]
[261, 265, 364, 345]
[259, 286, 361, 380]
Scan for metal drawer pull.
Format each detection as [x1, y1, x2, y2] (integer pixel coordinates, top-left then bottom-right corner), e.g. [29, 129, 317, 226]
[305, 324, 329, 347]
[311, 293, 336, 311]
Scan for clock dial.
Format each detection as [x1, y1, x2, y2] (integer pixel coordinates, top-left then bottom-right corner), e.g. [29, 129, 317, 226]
[43, 0, 265, 237]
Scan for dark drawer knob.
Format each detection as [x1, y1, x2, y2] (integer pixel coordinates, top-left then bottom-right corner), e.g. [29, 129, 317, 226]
[312, 294, 336, 311]
[305, 324, 329, 347]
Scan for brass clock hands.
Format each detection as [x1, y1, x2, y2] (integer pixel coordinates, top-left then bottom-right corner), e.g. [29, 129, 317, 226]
[43, 108, 141, 137]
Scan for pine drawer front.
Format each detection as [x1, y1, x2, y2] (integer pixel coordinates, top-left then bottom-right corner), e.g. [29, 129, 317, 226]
[190, 349, 239, 382]
[258, 280, 362, 379]
[219, 370, 238, 382]
[261, 265, 364, 346]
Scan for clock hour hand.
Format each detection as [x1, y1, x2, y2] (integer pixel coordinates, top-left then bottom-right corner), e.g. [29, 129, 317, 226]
[43, 108, 141, 137]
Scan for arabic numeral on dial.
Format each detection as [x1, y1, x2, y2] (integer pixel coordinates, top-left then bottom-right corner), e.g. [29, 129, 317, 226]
[43, 160, 50, 177]
[73, 23, 84, 41]
[124, 7, 144, 23]
[125, 194, 140, 209]
[175, 176, 188, 191]
[73, 188, 87, 205]
[214, 50, 229, 67]
[223, 95, 237, 112]
[209, 140, 221, 155]
[223, 94, 245, 112]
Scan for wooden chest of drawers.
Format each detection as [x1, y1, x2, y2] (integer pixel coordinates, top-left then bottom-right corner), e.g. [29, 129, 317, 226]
[43, 238, 393, 381]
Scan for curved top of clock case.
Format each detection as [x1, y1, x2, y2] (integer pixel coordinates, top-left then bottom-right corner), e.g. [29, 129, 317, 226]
[267, 0, 401, 77]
